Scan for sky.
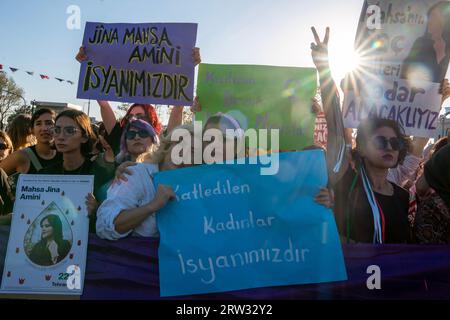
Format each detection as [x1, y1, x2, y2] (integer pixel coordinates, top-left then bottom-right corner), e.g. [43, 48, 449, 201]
[1, 0, 448, 123]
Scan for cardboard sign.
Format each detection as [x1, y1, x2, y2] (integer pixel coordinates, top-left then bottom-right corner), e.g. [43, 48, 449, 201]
[1, 175, 93, 295]
[77, 22, 198, 106]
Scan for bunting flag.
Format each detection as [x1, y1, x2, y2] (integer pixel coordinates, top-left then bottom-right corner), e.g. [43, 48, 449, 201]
[0, 63, 74, 85]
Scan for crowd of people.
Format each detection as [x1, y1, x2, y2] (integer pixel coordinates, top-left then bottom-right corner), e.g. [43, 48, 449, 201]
[0, 27, 449, 259]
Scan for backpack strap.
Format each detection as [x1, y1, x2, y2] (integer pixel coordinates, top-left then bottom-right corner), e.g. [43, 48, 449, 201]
[23, 147, 43, 172]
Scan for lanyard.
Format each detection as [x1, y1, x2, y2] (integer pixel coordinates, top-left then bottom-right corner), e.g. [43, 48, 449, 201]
[374, 197, 386, 242]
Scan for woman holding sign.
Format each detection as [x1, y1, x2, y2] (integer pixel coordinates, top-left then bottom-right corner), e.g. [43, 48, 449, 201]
[38, 109, 116, 232]
[311, 27, 411, 244]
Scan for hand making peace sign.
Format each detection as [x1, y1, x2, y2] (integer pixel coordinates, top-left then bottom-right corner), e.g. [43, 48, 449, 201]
[311, 26, 330, 70]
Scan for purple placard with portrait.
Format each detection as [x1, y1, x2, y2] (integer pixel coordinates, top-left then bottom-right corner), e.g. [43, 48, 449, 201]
[77, 22, 198, 106]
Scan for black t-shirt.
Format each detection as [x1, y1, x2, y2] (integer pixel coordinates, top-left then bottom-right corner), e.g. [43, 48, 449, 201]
[104, 122, 122, 156]
[5, 146, 63, 199]
[27, 145, 63, 174]
[38, 157, 114, 198]
[334, 167, 411, 244]
[38, 157, 116, 233]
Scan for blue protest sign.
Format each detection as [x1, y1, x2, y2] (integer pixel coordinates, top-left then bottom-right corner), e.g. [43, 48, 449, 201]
[77, 22, 198, 106]
[155, 150, 347, 297]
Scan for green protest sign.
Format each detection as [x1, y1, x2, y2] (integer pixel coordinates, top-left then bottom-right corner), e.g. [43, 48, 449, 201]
[196, 64, 318, 151]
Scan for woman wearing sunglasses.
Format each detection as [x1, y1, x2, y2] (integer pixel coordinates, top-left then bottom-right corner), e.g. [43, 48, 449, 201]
[100, 102, 162, 156]
[37, 109, 116, 232]
[116, 119, 160, 164]
[311, 27, 411, 244]
[96, 124, 197, 240]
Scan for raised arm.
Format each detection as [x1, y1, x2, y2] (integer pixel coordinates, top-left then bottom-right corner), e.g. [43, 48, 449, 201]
[166, 106, 184, 134]
[75, 46, 117, 134]
[440, 78, 449, 106]
[387, 137, 427, 186]
[0, 150, 28, 175]
[165, 48, 202, 134]
[97, 100, 117, 134]
[310, 27, 349, 185]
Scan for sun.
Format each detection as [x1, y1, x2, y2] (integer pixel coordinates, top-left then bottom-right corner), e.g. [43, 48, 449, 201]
[328, 45, 362, 83]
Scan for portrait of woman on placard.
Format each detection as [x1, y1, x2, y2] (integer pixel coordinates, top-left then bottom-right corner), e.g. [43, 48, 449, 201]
[401, 1, 450, 83]
[29, 215, 72, 266]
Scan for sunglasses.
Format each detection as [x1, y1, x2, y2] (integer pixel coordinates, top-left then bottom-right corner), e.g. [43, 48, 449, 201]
[372, 136, 405, 151]
[125, 130, 151, 140]
[51, 126, 81, 136]
[0, 143, 9, 150]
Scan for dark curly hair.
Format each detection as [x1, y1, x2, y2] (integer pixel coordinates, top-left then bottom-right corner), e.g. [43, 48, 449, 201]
[356, 117, 409, 166]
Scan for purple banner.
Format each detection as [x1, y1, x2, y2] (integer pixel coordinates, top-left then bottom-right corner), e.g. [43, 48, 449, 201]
[77, 22, 198, 106]
[1, 227, 450, 299]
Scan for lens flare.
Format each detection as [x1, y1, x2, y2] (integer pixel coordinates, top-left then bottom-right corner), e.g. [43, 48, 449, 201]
[371, 40, 384, 49]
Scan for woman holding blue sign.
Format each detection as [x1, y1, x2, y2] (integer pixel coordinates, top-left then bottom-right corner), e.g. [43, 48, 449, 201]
[311, 27, 411, 244]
